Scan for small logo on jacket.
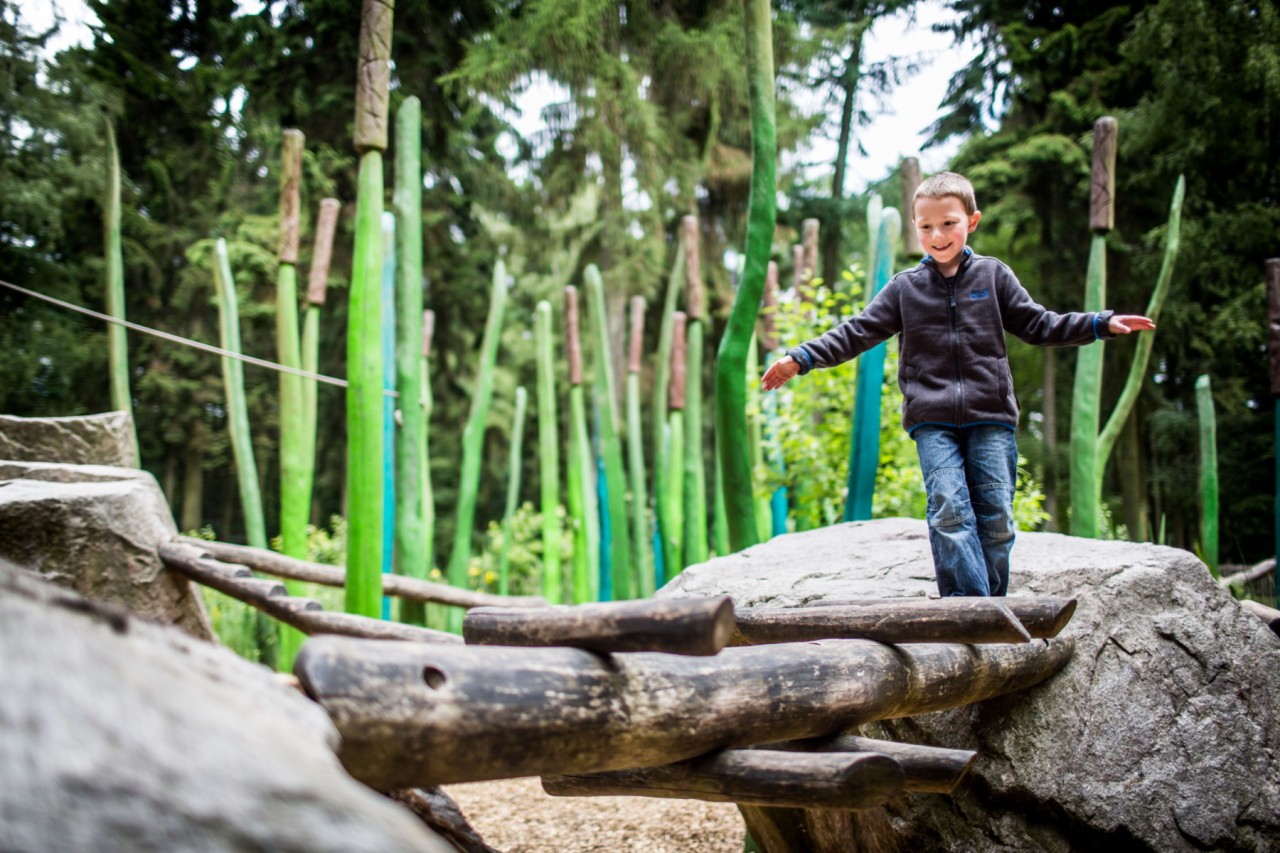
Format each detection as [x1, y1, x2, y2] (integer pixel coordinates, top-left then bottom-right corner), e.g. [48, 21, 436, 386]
[969, 289, 989, 300]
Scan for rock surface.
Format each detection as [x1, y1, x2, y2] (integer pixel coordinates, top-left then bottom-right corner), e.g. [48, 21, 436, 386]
[0, 410, 137, 466]
[0, 560, 455, 853]
[0, 460, 213, 639]
[660, 518, 1280, 853]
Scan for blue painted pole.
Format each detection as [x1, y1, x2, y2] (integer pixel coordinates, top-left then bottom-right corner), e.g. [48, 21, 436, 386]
[380, 212, 397, 619]
[844, 208, 901, 522]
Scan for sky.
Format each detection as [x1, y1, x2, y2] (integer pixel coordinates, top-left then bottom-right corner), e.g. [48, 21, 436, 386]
[18, 0, 977, 193]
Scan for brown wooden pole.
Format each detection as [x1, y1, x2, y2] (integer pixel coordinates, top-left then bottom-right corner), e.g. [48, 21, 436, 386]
[389, 789, 501, 853]
[565, 285, 584, 386]
[1090, 116, 1118, 233]
[751, 735, 975, 794]
[294, 635, 1073, 789]
[462, 596, 735, 655]
[900, 157, 923, 256]
[670, 311, 687, 411]
[159, 542, 462, 644]
[543, 749, 905, 810]
[279, 130, 304, 264]
[176, 536, 546, 609]
[761, 263, 779, 352]
[682, 216, 704, 321]
[306, 198, 341, 306]
[808, 596, 1077, 640]
[354, 0, 394, 154]
[732, 599, 1033, 646]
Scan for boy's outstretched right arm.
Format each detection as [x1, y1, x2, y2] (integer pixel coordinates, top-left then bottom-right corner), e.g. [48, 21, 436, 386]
[761, 355, 800, 390]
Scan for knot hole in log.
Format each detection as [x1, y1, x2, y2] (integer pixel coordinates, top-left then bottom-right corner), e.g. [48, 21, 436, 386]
[423, 666, 448, 689]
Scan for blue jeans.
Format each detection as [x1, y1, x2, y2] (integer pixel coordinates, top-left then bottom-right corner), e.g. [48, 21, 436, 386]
[912, 425, 1017, 597]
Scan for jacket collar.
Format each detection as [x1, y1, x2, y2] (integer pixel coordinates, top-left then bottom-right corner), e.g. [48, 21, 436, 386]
[919, 246, 974, 279]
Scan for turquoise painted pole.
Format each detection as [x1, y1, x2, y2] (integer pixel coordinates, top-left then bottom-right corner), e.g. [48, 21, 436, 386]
[393, 96, 427, 623]
[760, 262, 788, 536]
[597, 427, 613, 601]
[380, 211, 397, 619]
[535, 300, 563, 603]
[212, 238, 267, 550]
[498, 386, 528, 596]
[845, 208, 902, 521]
[346, 0, 394, 620]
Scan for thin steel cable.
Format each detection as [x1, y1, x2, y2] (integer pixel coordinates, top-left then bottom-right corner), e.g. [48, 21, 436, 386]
[0, 276, 402, 398]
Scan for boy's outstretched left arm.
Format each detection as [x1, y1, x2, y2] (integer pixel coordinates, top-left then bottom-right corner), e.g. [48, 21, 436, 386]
[1108, 314, 1156, 334]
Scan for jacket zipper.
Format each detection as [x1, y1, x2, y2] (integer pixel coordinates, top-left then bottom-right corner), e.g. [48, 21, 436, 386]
[946, 275, 963, 425]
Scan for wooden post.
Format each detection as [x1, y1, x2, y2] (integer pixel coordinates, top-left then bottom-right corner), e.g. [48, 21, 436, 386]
[751, 735, 975, 794]
[295, 635, 1074, 789]
[462, 596, 735, 655]
[809, 596, 1077, 640]
[543, 749, 905, 810]
[900, 156, 923, 256]
[1090, 116, 1118, 233]
[732, 598, 1033, 646]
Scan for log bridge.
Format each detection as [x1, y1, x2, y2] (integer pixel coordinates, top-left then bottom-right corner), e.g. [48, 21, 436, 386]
[160, 538, 1077, 852]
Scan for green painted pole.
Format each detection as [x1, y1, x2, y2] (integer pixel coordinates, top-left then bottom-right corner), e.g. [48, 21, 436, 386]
[446, 261, 508, 627]
[498, 386, 528, 597]
[346, 0, 395, 619]
[275, 129, 308, 666]
[746, 332, 770, 541]
[845, 208, 902, 521]
[662, 312, 687, 577]
[301, 197, 340, 511]
[102, 119, 139, 465]
[716, 0, 775, 552]
[585, 264, 633, 598]
[681, 216, 709, 568]
[535, 301, 563, 603]
[380, 212, 397, 621]
[1070, 117, 1116, 539]
[626, 296, 653, 595]
[212, 239, 266, 550]
[652, 234, 687, 576]
[564, 286, 599, 603]
[405, 311, 435, 626]
[1196, 375, 1219, 577]
[761, 262, 789, 537]
[393, 96, 427, 623]
[1097, 176, 1185, 477]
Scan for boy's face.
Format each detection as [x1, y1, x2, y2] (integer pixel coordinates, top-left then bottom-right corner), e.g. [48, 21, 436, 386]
[913, 195, 981, 272]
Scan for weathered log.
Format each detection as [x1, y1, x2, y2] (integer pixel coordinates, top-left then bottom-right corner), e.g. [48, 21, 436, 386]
[159, 542, 461, 645]
[670, 311, 687, 410]
[740, 804, 883, 853]
[306, 198, 341, 306]
[1219, 558, 1275, 588]
[752, 735, 975, 794]
[295, 635, 1073, 789]
[543, 749, 904, 810]
[1240, 599, 1280, 637]
[176, 536, 545, 609]
[733, 599, 1033, 646]
[1090, 116, 1118, 232]
[810, 596, 1077, 640]
[682, 215, 705, 320]
[462, 596, 735, 656]
[389, 788, 501, 853]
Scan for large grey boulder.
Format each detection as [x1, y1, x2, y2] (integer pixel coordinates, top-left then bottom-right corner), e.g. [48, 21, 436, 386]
[0, 561, 456, 853]
[660, 518, 1280, 852]
[0, 410, 137, 466]
[0, 460, 213, 639]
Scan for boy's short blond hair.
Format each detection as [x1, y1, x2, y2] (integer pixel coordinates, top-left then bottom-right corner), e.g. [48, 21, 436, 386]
[914, 171, 978, 216]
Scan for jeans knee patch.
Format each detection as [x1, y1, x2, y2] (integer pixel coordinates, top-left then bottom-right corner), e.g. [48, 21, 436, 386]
[973, 483, 1014, 539]
[926, 468, 972, 529]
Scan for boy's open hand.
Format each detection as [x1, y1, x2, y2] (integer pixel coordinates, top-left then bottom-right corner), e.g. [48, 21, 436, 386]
[1108, 314, 1157, 334]
[761, 355, 800, 391]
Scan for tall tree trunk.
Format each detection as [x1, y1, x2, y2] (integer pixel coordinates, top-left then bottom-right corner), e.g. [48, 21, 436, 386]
[181, 442, 203, 534]
[1118, 410, 1148, 541]
[822, 41, 862, 291]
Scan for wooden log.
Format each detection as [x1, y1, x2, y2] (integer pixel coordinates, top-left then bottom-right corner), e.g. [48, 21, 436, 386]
[389, 788, 501, 853]
[543, 749, 904, 810]
[670, 311, 687, 410]
[306, 198, 341, 306]
[564, 285, 583, 386]
[732, 599, 1033, 646]
[159, 542, 461, 645]
[177, 536, 546, 609]
[900, 156, 923, 256]
[682, 215, 705, 320]
[354, 0, 394, 153]
[1090, 116, 1118, 233]
[462, 596, 735, 656]
[294, 634, 1073, 789]
[278, 129, 304, 264]
[1219, 558, 1275, 588]
[1240, 599, 1280, 637]
[810, 596, 1077, 640]
[751, 735, 975, 794]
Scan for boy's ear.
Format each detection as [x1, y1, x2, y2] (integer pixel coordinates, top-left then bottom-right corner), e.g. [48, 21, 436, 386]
[967, 210, 982, 232]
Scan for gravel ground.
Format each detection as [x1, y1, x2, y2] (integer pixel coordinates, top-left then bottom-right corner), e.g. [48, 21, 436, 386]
[444, 776, 746, 852]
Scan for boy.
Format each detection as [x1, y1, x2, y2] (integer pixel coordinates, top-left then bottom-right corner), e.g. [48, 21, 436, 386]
[761, 171, 1155, 597]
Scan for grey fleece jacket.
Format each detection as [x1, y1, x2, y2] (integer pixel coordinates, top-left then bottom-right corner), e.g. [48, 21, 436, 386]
[787, 250, 1115, 434]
